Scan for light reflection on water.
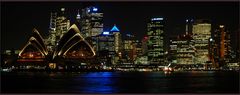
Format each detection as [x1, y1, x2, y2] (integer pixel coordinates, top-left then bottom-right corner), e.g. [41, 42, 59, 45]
[73, 72, 118, 93]
[1, 71, 239, 93]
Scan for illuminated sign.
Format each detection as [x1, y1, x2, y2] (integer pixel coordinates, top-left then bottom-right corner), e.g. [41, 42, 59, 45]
[103, 31, 110, 35]
[110, 25, 120, 32]
[151, 18, 163, 21]
[93, 7, 98, 11]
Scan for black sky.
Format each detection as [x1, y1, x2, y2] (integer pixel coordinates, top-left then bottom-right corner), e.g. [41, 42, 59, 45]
[1, 2, 239, 52]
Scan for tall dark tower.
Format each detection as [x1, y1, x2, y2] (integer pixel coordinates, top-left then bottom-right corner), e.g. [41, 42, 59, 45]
[185, 19, 194, 34]
[147, 17, 165, 65]
[213, 25, 231, 67]
[75, 9, 82, 32]
[76, 10, 81, 23]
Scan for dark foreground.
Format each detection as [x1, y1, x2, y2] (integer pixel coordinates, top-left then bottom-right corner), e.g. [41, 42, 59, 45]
[1, 71, 239, 94]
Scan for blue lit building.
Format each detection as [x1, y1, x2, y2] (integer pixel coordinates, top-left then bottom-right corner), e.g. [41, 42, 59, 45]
[111, 24, 122, 54]
[96, 24, 122, 65]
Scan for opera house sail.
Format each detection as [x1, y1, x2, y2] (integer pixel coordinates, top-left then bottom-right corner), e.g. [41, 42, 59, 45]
[53, 24, 96, 59]
[18, 29, 48, 60]
[18, 24, 96, 64]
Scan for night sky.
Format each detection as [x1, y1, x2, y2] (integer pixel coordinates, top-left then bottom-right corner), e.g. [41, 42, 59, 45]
[1, 2, 239, 52]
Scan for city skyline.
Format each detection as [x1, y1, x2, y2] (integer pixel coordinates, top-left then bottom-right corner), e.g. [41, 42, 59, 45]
[1, 2, 239, 94]
[1, 2, 239, 52]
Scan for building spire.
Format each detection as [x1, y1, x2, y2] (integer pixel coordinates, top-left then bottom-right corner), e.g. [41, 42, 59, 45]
[76, 9, 81, 20]
[110, 24, 120, 32]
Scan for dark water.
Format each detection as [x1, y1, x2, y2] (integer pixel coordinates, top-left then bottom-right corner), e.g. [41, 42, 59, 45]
[1, 71, 239, 94]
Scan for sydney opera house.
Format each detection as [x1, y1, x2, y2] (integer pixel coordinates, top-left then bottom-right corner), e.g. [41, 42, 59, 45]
[17, 24, 97, 69]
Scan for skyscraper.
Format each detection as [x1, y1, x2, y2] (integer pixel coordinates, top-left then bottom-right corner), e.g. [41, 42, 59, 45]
[46, 12, 57, 52]
[123, 34, 137, 62]
[97, 31, 115, 65]
[147, 17, 164, 65]
[192, 19, 211, 64]
[79, 6, 103, 52]
[111, 24, 122, 54]
[46, 8, 70, 53]
[175, 34, 195, 65]
[212, 25, 231, 67]
[141, 36, 148, 55]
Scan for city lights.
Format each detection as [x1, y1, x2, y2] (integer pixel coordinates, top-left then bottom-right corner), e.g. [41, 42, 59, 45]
[93, 7, 98, 11]
[110, 25, 120, 32]
[103, 31, 110, 35]
[1, 2, 239, 94]
[151, 18, 163, 21]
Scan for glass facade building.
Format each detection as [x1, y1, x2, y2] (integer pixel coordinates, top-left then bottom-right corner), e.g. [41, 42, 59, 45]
[147, 18, 164, 65]
[192, 19, 211, 64]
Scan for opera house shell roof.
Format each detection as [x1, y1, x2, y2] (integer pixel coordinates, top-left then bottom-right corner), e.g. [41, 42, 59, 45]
[19, 24, 96, 61]
[18, 29, 48, 59]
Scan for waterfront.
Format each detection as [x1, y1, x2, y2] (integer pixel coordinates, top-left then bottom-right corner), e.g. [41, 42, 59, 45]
[1, 71, 239, 94]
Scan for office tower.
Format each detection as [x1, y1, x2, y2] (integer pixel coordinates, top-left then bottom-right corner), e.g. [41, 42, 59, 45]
[46, 12, 57, 52]
[147, 17, 164, 65]
[192, 19, 211, 64]
[80, 6, 103, 52]
[97, 31, 115, 65]
[141, 36, 148, 55]
[46, 8, 70, 53]
[173, 34, 195, 64]
[110, 24, 122, 54]
[123, 34, 136, 62]
[56, 8, 71, 44]
[135, 40, 142, 57]
[185, 18, 194, 33]
[80, 6, 103, 37]
[212, 25, 231, 67]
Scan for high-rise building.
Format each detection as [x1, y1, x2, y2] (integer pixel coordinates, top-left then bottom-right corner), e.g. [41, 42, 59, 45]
[135, 40, 142, 57]
[185, 18, 194, 34]
[171, 34, 195, 65]
[147, 17, 164, 65]
[192, 19, 211, 64]
[46, 12, 57, 52]
[141, 36, 148, 55]
[212, 25, 231, 67]
[56, 8, 70, 39]
[79, 6, 103, 52]
[46, 8, 70, 53]
[123, 34, 137, 62]
[97, 31, 115, 65]
[169, 36, 178, 64]
[111, 24, 122, 54]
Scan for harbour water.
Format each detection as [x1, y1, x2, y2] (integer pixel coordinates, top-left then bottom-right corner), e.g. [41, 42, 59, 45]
[1, 71, 239, 94]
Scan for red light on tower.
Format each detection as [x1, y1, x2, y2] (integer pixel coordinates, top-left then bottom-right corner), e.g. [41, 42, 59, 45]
[144, 36, 148, 40]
